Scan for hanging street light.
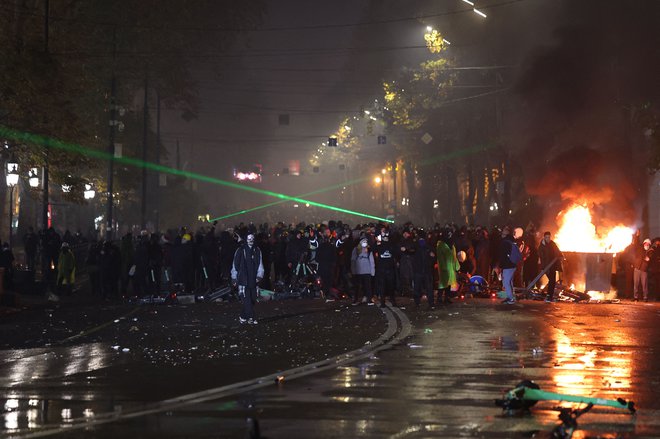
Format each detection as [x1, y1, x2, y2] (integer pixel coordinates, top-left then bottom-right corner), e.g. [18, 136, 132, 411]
[84, 183, 96, 200]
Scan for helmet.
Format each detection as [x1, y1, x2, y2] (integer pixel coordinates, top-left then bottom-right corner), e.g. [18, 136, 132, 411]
[457, 250, 467, 263]
[182, 233, 192, 243]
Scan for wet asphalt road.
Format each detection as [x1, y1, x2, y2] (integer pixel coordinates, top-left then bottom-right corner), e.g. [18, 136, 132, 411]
[2, 298, 660, 438]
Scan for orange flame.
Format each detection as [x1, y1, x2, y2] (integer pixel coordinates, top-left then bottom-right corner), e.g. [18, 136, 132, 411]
[554, 204, 633, 253]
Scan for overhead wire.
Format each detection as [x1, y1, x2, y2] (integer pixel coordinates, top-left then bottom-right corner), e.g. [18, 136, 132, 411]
[0, 0, 528, 33]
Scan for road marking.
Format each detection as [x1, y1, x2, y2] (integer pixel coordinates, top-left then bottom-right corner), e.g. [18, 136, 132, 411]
[15, 305, 411, 438]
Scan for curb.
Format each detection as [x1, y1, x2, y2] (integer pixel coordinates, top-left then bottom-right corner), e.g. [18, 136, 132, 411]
[13, 305, 412, 438]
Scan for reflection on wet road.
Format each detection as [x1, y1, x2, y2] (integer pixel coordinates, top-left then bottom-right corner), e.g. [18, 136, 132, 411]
[2, 300, 660, 437]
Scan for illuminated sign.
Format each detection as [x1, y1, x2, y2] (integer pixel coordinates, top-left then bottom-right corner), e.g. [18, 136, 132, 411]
[233, 164, 263, 183]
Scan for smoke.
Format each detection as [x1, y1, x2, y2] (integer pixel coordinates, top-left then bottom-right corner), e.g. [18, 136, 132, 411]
[512, 0, 660, 229]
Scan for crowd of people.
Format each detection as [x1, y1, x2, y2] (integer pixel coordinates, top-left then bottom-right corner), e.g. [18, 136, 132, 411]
[1, 220, 659, 312]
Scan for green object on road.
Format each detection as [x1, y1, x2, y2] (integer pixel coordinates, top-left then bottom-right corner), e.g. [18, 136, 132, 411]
[424, 328, 433, 334]
[521, 387, 634, 411]
[259, 289, 275, 298]
[496, 380, 636, 413]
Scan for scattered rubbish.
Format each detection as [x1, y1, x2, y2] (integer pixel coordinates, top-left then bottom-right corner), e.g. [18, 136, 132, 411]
[275, 375, 285, 383]
[121, 348, 130, 353]
[113, 319, 120, 323]
[532, 347, 543, 356]
[408, 343, 423, 349]
[47, 293, 60, 302]
[424, 328, 433, 334]
[111, 345, 120, 350]
[129, 326, 139, 332]
[132, 317, 138, 322]
[364, 341, 372, 345]
[230, 344, 238, 348]
[614, 319, 621, 322]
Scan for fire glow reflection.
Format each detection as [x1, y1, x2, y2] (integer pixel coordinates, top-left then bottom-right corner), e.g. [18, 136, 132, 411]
[552, 327, 633, 400]
[554, 204, 633, 253]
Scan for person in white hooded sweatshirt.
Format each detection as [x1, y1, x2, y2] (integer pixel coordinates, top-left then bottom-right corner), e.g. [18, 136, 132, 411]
[351, 238, 375, 305]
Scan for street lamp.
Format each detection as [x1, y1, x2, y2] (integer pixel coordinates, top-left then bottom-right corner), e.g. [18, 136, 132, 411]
[5, 163, 19, 249]
[84, 184, 96, 200]
[28, 168, 39, 188]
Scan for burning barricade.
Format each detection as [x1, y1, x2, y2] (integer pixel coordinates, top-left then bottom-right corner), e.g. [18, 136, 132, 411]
[541, 204, 634, 303]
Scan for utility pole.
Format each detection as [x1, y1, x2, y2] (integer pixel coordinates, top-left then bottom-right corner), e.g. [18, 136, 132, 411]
[391, 161, 397, 217]
[155, 92, 161, 232]
[106, 28, 117, 240]
[41, 0, 49, 232]
[140, 72, 149, 230]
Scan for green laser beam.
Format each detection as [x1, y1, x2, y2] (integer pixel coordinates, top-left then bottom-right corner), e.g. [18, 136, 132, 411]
[209, 179, 362, 222]
[210, 143, 496, 221]
[0, 126, 393, 223]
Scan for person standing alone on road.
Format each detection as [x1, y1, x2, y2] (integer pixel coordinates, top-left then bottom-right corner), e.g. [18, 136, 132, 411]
[232, 233, 264, 324]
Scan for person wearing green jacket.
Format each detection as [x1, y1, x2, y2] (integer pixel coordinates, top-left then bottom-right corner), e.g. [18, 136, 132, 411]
[57, 242, 76, 295]
[436, 230, 459, 304]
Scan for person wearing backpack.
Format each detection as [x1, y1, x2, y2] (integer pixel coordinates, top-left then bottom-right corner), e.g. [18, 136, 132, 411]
[538, 231, 563, 302]
[498, 227, 521, 304]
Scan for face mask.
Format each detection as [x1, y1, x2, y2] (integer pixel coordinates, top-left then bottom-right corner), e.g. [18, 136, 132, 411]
[247, 235, 255, 246]
[361, 242, 368, 248]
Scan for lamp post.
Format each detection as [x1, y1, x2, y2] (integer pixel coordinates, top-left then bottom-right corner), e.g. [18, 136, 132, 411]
[5, 162, 19, 249]
[374, 175, 385, 213]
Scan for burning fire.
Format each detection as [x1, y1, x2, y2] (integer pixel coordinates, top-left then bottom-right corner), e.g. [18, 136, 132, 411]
[554, 204, 633, 253]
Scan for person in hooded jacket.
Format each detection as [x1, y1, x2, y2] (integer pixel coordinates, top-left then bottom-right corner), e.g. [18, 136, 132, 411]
[100, 240, 120, 300]
[180, 233, 195, 294]
[412, 235, 436, 308]
[315, 233, 337, 299]
[351, 238, 375, 305]
[436, 229, 459, 305]
[119, 233, 134, 296]
[231, 233, 264, 324]
[398, 228, 416, 297]
[56, 242, 76, 296]
[374, 230, 398, 307]
[133, 232, 150, 297]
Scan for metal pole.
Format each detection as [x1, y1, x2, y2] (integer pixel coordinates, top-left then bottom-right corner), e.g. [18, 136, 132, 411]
[8, 187, 13, 249]
[106, 28, 117, 241]
[141, 72, 148, 229]
[43, 0, 49, 52]
[155, 92, 161, 231]
[41, 0, 49, 231]
[391, 163, 397, 217]
[381, 180, 385, 213]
